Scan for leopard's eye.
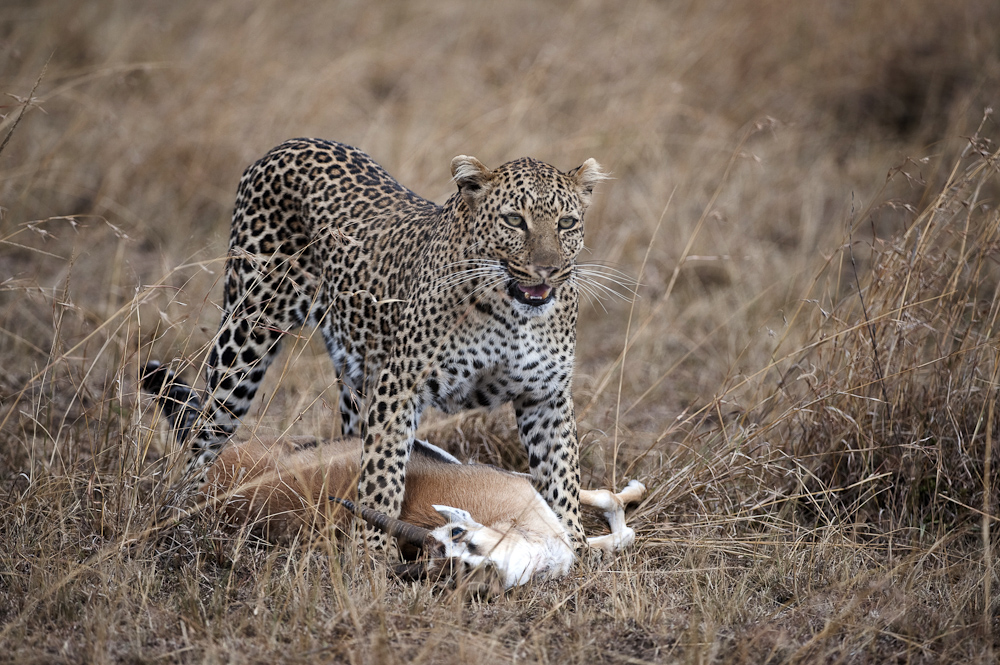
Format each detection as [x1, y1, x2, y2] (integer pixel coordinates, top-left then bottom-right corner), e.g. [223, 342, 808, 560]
[558, 216, 579, 230]
[503, 213, 526, 229]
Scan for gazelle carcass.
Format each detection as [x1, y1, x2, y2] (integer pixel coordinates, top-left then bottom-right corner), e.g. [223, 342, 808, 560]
[142, 362, 645, 589]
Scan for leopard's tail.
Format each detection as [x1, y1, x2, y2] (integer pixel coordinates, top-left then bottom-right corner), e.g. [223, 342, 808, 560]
[140, 361, 202, 445]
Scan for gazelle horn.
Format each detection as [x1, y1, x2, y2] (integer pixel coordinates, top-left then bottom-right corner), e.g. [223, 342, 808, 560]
[329, 496, 433, 549]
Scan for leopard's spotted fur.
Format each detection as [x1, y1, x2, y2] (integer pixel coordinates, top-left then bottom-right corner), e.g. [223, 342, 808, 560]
[165, 138, 606, 548]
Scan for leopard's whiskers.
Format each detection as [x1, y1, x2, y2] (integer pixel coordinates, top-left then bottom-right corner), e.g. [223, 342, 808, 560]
[575, 261, 633, 278]
[574, 273, 633, 301]
[438, 259, 507, 292]
[571, 276, 608, 313]
[573, 278, 629, 304]
[438, 258, 503, 271]
[462, 274, 508, 303]
[438, 268, 503, 289]
[575, 263, 638, 288]
[572, 263, 638, 302]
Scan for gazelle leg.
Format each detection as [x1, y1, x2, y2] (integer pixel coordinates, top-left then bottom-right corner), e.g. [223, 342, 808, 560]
[580, 479, 646, 554]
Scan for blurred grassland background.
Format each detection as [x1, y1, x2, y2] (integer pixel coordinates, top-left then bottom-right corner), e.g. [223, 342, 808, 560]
[3, 0, 1000, 663]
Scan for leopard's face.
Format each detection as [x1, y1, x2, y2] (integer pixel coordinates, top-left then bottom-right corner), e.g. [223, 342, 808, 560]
[452, 155, 607, 312]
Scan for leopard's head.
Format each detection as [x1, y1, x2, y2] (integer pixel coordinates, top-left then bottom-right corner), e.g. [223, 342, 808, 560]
[451, 154, 607, 311]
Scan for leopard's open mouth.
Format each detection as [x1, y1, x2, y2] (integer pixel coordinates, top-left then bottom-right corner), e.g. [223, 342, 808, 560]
[507, 281, 555, 307]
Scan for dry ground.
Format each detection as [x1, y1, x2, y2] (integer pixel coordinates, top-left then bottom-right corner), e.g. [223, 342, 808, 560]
[3, 1, 1000, 662]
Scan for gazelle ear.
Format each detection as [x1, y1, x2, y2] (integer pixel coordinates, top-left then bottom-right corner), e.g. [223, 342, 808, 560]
[567, 158, 608, 208]
[433, 504, 480, 528]
[451, 155, 493, 212]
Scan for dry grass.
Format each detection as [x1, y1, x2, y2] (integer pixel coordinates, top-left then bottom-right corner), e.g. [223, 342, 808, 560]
[3, 1, 1000, 662]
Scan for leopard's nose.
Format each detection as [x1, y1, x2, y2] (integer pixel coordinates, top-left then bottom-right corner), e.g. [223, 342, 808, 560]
[533, 265, 558, 281]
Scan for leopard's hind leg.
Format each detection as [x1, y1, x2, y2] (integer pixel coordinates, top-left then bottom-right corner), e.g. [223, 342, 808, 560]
[159, 161, 320, 517]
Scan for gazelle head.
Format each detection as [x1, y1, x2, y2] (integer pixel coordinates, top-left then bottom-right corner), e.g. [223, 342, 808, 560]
[428, 504, 575, 589]
[332, 498, 575, 589]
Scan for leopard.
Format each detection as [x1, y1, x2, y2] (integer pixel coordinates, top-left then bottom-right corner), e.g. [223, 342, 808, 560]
[156, 137, 607, 550]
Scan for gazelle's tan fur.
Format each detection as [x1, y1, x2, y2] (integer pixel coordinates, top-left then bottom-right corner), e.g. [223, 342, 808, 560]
[201, 435, 644, 588]
[203, 436, 563, 541]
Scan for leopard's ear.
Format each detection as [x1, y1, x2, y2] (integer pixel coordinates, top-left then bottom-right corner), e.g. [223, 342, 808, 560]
[567, 158, 608, 208]
[451, 155, 493, 212]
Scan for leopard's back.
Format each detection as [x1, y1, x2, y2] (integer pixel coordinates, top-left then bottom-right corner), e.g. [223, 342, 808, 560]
[227, 138, 439, 326]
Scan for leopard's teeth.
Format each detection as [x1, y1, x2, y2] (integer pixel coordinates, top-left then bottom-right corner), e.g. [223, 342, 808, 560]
[508, 281, 555, 306]
[518, 284, 552, 300]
